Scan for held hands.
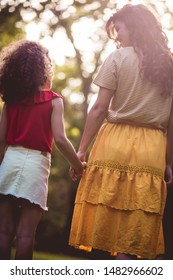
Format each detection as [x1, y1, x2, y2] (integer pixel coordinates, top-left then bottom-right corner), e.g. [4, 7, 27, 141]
[69, 161, 87, 181]
[69, 151, 87, 181]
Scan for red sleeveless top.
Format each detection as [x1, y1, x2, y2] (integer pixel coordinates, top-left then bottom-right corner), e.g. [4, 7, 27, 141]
[6, 90, 62, 153]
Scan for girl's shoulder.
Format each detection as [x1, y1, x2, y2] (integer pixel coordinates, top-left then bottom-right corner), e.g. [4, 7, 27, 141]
[41, 90, 62, 101]
[22, 90, 62, 105]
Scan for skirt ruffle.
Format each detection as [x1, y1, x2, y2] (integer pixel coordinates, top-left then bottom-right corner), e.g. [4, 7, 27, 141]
[69, 123, 167, 259]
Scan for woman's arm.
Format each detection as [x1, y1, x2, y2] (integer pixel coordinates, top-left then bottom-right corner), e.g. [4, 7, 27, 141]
[78, 87, 114, 161]
[51, 98, 83, 176]
[0, 104, 7, 164]
[165, 101, 173, 184]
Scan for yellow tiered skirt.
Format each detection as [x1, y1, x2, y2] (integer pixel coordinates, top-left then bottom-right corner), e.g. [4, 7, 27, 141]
[69, 123, 167, 259]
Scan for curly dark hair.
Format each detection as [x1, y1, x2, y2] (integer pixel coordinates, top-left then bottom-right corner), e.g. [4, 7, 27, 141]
[106, 4, 173, 96]
[0, 40, 53, 104]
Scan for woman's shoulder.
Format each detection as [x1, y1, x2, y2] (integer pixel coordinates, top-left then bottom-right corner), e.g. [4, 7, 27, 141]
[113, 47, 135, 58]
[106, 47, 136, 64]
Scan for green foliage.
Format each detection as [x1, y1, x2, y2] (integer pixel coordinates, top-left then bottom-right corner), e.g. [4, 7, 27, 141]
[0, 4, 25, 50]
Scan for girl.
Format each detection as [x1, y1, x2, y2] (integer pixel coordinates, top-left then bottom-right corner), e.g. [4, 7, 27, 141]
[69, 4, 173, 260]
[0, 40, 83, 259]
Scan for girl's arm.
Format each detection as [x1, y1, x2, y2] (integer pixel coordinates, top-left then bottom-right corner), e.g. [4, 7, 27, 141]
[165, 101, 173, 184]
[0, 104, 7, 164]
[78, 87, 114, 161]
[51, 98, 83, 176]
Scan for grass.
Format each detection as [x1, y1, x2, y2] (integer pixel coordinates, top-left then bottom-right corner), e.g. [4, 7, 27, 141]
[11, 248, 86, 260]
[33, 250, 86, 260]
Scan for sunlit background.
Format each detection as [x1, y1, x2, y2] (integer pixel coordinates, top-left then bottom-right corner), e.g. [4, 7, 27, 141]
[23, 0, 173, 105]
[25, 0, 173, 62]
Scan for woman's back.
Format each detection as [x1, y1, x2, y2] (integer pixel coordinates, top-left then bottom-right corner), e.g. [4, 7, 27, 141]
[94, 47, 173, 130]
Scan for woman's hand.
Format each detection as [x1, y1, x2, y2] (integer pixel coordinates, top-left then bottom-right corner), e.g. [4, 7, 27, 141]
[77, 150, 86, 162]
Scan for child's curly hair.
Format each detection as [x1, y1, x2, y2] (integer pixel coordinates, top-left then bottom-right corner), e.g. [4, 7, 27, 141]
[106, 4, 173, 96]
[0, 40, 53, 104]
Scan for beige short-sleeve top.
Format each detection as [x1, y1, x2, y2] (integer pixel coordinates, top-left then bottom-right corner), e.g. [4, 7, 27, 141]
[93, 47, 173, 130]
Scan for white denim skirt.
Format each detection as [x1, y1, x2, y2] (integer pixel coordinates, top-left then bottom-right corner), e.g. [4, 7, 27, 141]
[0, 146, 51, 210]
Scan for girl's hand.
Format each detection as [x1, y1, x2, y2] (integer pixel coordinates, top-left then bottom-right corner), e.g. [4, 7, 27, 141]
[69, 166, 77, 181]
[165, 164, 173, 185]
[69, 162, 87, 181]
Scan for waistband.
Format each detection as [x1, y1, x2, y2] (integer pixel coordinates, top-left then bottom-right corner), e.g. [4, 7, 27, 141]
[7, 145, 50, 158]
[40, 151, 49, 157]
[106, 119, 166, 133]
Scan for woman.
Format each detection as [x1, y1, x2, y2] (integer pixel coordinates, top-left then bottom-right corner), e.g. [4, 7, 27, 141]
[69, 4, 173, 260]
